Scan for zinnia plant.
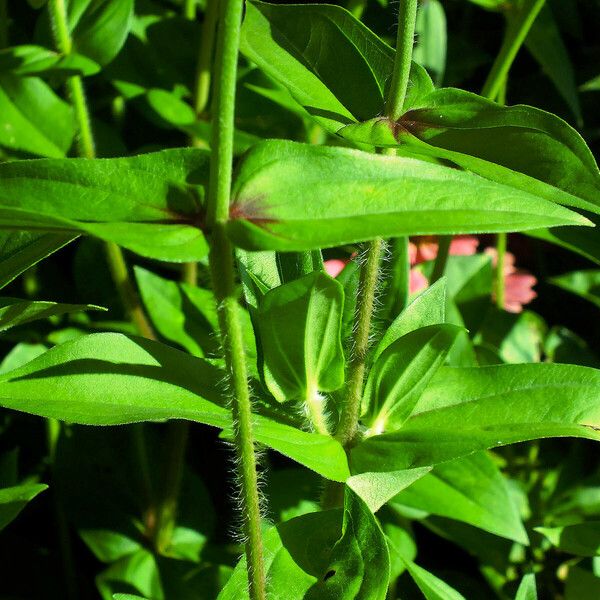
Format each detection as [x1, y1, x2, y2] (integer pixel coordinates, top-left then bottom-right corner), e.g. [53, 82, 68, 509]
[0, 0, 599, 598]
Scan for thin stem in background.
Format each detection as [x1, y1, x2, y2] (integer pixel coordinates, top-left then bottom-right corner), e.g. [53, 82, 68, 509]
[193, 0, 219, 118]
[47, 0, 160, 549]
[481, 0, 546, 101]
[206, 0, 266, 596]
[184, 0, 197, 20]
[481, 1, 545, 307]
[430, 235, 451, 285]
[495, 231, 507, 309]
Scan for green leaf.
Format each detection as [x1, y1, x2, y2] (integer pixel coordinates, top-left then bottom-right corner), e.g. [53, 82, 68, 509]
[525, 6, 582, 124]
[257, 272, 344, 403]
[0, 232, 74, 290]
[69, 0, 134, 66]
[0, 74, 74, 157]
[352, 363, 600, 472]
[145, 88, 196, 128]
[227, 140, 587, 252]
[218, 489, 390, 599]
[0, 297, 105, 331]
[362, 324, 463, 434]
[134, 266, 218, 357]
[392, 452, 528, 544]
[347, 468, 431, 513]
[239, 0, 433, 132]
[0, 45, 99, 77]
[414, 0, 447, 85]
[0, 333, 349, 481]
[550, 270, 600, 309]
[565, 566, 600, 600]
[528, 220, 600, 266]
[515, 574, 537, 600]
[400, 559, 466, 600]
[374, 278, 447, 363]
[536, 522, 600, 557]
[0, 149, 208, 262]
[113, 595, 149, 600]
[339, 88, 600, 217]
[0, 483, 48, 531]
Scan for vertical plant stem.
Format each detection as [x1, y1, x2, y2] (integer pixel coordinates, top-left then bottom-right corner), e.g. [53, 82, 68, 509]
[430, 235, 451, 284]
[481, 0, 546, 101]
[495, 232, 507, 309]
[482, 2, 544, 306]
[184, 0, 197, 20]
[48, 0, 160, 543]
[384, 0, 419, 122]
[193, 0, 219, 118]
[336, 237, 385, 447]
[207, 0, 265, 598]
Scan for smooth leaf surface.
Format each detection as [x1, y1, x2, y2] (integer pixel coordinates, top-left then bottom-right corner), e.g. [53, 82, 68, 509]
[362, 324, 463, 434]
[536, 522, 600, 556]
[347, 468, 431, 513]
[227, 141, 587, 252]
[219, 489, 389, 599]
[257, 272, 345, 402]
[0, 297, 105, 332]
[374, 278, 447, 361]
[339, 89, 600, 216]
[550, 270, 600, 309]
[69, 0, 134, 66]
[0, 45, 100, 76]
[0, 149, 208, 261]
[515, 574, 537, 600]
[0, 483, 47, 531]
[240, 1, 433, 132]
[0, 333, 349, 481]
[401, 559, 466, 600]
[134, 266, 218, 356]
[352, 363, 600, 472]
[0, 74, 74, 157]
[392, 452, 528, 543]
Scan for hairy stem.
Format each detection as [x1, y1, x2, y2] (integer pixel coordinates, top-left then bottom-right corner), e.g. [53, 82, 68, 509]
[384, 0, 419, 121]
[481, 0, 546, 101]
[207, 0, 266, 597]
[336, 237, 385, 447]
[430, 235, 451, 284]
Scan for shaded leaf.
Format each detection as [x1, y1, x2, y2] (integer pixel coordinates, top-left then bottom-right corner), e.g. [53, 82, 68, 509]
[0, 73, 74, 157]
[0, 149, 208, 261]
[515, 574, 537, 600]
[536, 522, 600, 557]
[392, 452, 528, 543]
[218, 489, 390, 599]
[0, 483, 48, 531]
[0, 45, 99, 77]
[550, 270, 600, 309]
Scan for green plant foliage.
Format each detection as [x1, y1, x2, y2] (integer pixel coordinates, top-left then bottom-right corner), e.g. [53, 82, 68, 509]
[515, 574, 538, 600]
[550, 270, 600, 309]
[0, 74, 75, 157]
[0, 483, 48, 531]
[353, 363, 600, 471]
[536, 523, 600, 557]
[218, 489, 390, 599]
[391, 452, 528, 543]
[0, 149, 208, 261]
[0, 45, 99, 76]
[227, 140, 587, 251]
[257, 272, 344, 406]
[362, 324, 462, 433]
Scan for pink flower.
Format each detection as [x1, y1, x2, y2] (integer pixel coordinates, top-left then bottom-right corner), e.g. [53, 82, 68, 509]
[484, 248, 537, 313]
[411, 235, 479, 265]
[324, 258, 348, 278]
[409, 269, 429, 294]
